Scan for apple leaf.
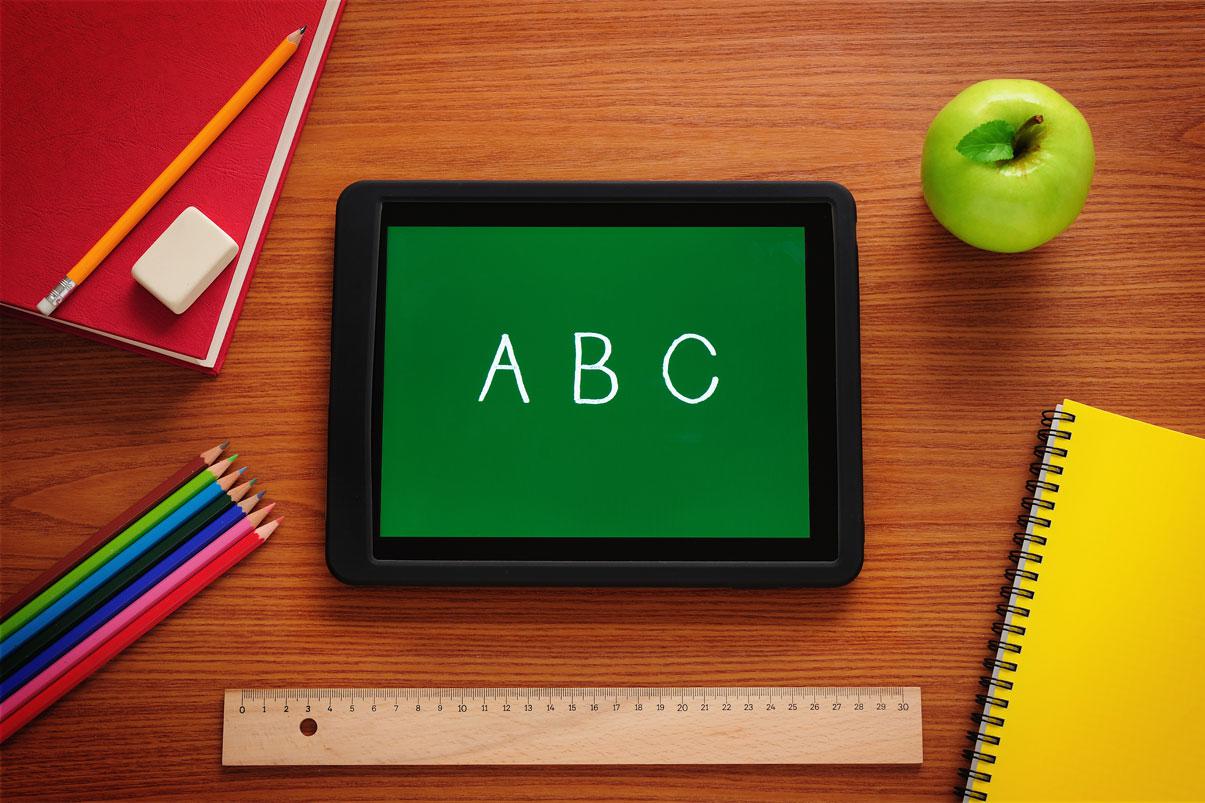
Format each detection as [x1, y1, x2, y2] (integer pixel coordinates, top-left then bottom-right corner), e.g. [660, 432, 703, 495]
[956, 119, 1016, 163]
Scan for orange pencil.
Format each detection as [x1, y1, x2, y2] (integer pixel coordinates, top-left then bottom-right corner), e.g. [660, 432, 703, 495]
[37, 27, 305, 316]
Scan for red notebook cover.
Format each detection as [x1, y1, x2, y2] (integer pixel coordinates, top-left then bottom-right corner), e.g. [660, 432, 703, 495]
[0, 0, 344, 373]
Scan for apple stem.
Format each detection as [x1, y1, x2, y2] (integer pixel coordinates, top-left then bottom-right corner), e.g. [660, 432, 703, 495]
[1012, 114, 1044, 157]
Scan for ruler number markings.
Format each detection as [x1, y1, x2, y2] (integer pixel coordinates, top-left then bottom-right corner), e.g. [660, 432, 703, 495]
[225, 687, 922, 765]
[236, 687, 916, 716]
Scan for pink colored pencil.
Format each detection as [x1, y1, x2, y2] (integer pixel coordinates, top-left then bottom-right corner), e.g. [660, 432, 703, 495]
[0, 505, 273, 721]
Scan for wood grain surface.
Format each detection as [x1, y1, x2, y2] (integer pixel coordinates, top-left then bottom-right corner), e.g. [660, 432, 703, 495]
[3, 1, 1204, 799]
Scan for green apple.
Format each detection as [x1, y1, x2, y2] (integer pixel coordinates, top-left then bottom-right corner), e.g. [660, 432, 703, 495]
[922, 79, 1094, 253]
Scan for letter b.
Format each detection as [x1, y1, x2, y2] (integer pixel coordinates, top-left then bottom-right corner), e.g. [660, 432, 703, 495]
[574, 332, 618, 404]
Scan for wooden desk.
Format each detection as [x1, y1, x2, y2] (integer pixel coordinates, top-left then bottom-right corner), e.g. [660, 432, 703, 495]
[3, 1, 1204, 798]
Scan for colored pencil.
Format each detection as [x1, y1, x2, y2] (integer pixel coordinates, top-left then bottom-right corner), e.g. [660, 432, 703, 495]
[0, 442, 226, 620]
[0, 519, 280, 741]
[0, 455, 237, 637]
[0, 499, 269, 702]
[36, 26, 306, 316]
[0, 481, 257, 680]
[0, 467, 244, 652]
[0, 508, 269, 715]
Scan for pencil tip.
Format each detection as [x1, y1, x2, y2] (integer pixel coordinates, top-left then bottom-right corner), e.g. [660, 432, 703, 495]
[256, 490, 266, 499]
[219, 440, 230, 450]
[200, 442, 227, 463]
[258, 517, 282, 539]
[236, 465, 248, 475]
[300, 25, 307, 34]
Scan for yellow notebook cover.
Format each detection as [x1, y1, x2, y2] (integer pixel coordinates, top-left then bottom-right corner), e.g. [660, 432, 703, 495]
[962, 400, 1205, 802]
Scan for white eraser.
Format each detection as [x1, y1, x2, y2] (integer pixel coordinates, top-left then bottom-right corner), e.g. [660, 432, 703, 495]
[132, 207, 238, 315]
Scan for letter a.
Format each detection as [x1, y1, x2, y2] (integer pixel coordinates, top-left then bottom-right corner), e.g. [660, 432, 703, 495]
[662, 333, 718, 404]
[479, 333, 530, 403]
[574, 332, 618, 405]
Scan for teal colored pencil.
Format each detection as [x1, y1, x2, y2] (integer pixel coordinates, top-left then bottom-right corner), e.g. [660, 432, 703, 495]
[0, 456, 236, 639]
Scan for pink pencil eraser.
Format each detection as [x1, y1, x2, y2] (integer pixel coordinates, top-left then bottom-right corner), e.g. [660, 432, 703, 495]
[132, 207, 238, 315]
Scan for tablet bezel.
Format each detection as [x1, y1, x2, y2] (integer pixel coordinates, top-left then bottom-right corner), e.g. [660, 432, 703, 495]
[328, 181, 861, 586]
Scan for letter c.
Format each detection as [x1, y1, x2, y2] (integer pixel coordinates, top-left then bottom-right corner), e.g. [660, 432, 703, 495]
[662, 333, 717, 404]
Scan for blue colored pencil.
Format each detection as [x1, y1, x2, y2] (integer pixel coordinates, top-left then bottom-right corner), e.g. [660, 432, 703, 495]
[0, 469, 243, 653]
[0, 500, 264, 702]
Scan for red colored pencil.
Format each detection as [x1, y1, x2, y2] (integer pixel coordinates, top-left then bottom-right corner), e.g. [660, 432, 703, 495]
[0, 442, 228, 619]
[0, 518, 279, 743]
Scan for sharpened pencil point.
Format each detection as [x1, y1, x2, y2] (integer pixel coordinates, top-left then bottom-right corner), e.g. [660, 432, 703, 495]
[208, 453, 239, 478]
[236, 465, 248, 475]
[257, 517, 282, 539]
[287, 26, 306, 45]
[201, 442, 227, 464]
[246, 504, 270, 525]
[250, 508, 279, 534]
[219, 440, 230, 450]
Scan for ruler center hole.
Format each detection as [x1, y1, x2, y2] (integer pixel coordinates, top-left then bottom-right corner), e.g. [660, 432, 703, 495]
[299, 717, 318, 737]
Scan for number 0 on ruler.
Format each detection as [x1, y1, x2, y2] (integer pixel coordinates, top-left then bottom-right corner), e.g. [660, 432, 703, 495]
[222, 687, 922, 765]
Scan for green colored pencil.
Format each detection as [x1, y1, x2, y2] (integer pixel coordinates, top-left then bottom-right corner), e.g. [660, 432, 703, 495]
[0, 456, 236, 638]
[0, 482, 259, 680]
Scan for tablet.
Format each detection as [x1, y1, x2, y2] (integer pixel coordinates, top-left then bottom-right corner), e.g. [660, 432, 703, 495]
[327, 182, 861, 586]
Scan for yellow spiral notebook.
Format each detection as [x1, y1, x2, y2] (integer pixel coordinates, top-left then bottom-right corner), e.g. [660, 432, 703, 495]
[959, 399, 1205, 802]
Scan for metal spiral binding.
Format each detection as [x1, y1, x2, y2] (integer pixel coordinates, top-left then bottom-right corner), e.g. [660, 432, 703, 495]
[955, 408, 1076, 801]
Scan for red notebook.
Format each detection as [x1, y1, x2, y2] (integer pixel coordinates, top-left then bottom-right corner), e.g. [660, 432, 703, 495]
[0, 0, 344, 373]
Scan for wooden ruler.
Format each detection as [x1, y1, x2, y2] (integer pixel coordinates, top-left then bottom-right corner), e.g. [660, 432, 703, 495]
[223, 686, 922, 765]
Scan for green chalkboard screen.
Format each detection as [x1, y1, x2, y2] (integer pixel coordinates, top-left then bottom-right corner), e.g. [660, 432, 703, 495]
[327, 181, 861, 585]
[378, 225, 809, 540]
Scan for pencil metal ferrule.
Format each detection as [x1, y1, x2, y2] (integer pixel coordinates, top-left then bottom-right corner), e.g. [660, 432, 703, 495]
[37, 277, 77, 316]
